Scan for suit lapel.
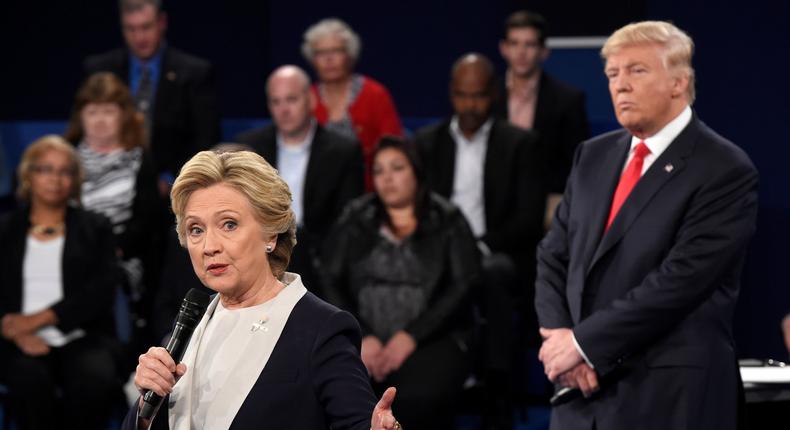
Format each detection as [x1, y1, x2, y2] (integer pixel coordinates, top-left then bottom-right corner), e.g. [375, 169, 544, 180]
[435, 123, 457, 198]
[533, 74, 550, 132]
[154, 48, 175, 120]
[257, 127, 278, 168]
[587, 119, 698, 274]
[483, 120, 504, 215]
[303, 127, 327, 220]
[577, 134, 630, 281]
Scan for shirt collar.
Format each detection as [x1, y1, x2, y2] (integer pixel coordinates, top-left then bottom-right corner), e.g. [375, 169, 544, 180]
[276, 120, 316, 154]
[631, 105, 692, 156]
[130, 43, 165, 76]
[450, 116, 494, 144]
[506, 68, 541, 99]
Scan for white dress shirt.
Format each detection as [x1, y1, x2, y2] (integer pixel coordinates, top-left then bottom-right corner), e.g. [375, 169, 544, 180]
[449, 116, 493, 238]
[621, 105, 692, 174]
[277, 122, 316, 227]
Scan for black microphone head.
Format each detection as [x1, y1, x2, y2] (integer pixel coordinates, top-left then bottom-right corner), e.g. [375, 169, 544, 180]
[186, 288, 212, 309]
[176, 288, 211, 330]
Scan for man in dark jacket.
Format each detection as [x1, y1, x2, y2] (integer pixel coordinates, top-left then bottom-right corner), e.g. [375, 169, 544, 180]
[236, 65, 364, 297]
[416, 53, 546, 430]
[83, 0, 220, 190]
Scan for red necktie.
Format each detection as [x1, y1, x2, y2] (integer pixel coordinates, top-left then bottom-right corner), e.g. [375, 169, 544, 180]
[606, 142, 651, 230]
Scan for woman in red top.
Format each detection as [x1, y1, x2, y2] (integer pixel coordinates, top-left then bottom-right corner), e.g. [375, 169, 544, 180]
[302, 18, 403, 190]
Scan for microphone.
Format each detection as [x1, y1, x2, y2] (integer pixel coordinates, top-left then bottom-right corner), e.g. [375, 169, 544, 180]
[550, 385, 582, 406]
[140, 288, 211, 419]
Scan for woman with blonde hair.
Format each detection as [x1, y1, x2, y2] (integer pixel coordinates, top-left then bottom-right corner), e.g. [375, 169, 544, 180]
[0, 135, 121, 429]
[124, 150, 403, 429]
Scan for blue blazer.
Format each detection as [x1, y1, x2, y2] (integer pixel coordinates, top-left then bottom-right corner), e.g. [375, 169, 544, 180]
[535, 114, 758, 430]
[123, 292, 377, 429]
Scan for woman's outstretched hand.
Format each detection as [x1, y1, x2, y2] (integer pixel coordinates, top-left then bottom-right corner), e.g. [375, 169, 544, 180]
[371, 387, 403, 429]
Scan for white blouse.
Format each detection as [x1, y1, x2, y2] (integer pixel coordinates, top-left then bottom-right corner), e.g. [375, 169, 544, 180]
[22, 235, 84, 347]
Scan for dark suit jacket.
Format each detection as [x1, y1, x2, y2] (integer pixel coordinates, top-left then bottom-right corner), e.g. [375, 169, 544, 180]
[415, 118, 546, 265]
[535, 115, 759, 429]
[235, 124, 364, 245]
[495, 72, 590, 194]
[122, 292, 378, 430]
[0, 206, 119, 356]
[84, 47, 220, 176]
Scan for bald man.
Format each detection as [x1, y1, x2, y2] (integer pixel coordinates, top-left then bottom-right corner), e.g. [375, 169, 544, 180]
[235, 65, 364, 297]
[416, 53, 547, 429]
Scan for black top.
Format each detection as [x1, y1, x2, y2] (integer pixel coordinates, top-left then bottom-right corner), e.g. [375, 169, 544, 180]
[0, 205, 119, 358]
[321, 193, 481, 344]
[494, 71, 590, 194]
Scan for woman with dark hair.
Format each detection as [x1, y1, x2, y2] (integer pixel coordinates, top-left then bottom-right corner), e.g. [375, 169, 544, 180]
[64, 72, 162, 348]
[0, 135, 121, 429]
[322, 136, 481, 429]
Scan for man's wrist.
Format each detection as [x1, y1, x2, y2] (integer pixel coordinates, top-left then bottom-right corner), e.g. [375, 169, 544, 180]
[571, 331, 595, 369]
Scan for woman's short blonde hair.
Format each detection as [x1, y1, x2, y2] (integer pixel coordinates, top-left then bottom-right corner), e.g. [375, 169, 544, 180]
[170, 150, 297, 279]
[301, 18, 361, 62]
[16, 135, 83, 202]
[601, 21, 696, 103]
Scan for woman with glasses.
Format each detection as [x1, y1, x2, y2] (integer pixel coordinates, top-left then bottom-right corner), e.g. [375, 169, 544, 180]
[0, 135, 121, 429]
[302, 18, 403, 190]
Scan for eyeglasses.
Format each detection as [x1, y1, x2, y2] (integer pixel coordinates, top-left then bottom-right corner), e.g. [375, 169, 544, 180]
[32, 165, 76, 178]
[313, 47, 346, 58]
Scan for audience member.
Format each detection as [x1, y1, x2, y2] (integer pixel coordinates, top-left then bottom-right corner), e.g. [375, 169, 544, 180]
[302, 18, 403, 190]
[64, 72, 163, 353]
[83, 0, 220, 192]
[322, 136, 479, 429]
[0, 135, 121, 429]
[236, 65, 364, 297]
[497, 10, 590, 228]
[415, 53, 546, 429]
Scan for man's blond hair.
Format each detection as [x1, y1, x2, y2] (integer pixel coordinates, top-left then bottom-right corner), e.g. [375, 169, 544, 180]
[602, 21, 696, 103]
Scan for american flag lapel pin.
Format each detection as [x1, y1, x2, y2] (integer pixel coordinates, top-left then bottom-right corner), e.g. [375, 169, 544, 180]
[664, 163, 674, 173]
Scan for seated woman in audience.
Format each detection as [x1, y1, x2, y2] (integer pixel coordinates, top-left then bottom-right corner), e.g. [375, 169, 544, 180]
[302, 18, 403, 189]
[322, 136, 480, 429]
[64, 72, 162, 348]
[0, 135, 120, 429]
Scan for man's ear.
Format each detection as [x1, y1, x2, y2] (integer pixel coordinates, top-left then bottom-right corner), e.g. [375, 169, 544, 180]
[158, 11, 168, 33]
[671, 72, 690, 99]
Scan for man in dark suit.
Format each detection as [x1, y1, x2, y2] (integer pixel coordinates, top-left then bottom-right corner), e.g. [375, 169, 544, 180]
[83, 0, 220, 189]
[236, 65, 364, 297]
[497, 10, 590, 228]
[416, 53, 545, 430]
[536, 21, 758, 429]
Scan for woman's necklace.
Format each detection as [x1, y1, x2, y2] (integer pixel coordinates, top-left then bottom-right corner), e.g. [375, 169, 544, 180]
[30, 223, 65, 236]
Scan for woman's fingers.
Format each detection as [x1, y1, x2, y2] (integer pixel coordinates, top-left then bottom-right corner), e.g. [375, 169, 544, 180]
[134, 347, 183, 396]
